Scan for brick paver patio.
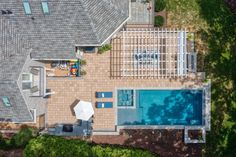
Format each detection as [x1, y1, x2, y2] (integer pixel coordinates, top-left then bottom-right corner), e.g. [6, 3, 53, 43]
[47, 39, 203, 131]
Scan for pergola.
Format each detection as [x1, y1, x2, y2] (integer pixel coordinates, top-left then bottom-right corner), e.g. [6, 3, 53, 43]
[111, 27, 197, 78]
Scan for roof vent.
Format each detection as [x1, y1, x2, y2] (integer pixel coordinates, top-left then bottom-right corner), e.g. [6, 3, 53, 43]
[6, 10, 13, 14]
[1, 10, 13, 15]
[1, 10, 7, 15]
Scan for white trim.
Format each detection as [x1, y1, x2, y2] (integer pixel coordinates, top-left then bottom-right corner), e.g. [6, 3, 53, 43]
[119, 28, 196, 78]
[16, 54, 35, 122]
[102, 16, 130, 46]
[32, 58, 76, 61]
[30, 109, 37, 123]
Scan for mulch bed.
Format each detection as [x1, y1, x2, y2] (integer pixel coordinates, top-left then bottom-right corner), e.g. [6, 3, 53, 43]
[0, 149, 23, 157]
[92, 129, 202, 157]
[226, 0, 236, 14]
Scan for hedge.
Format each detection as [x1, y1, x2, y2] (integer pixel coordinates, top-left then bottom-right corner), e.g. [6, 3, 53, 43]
[154, 16, 165, 27]
[11, 126, 36, 148]
[0, 126, 37, 150]
[24, 136, 156, 157]
[155, 0, 166, 12]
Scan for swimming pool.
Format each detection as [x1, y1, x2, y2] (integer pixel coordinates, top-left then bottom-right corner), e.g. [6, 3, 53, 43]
[117, 89, 203, 126]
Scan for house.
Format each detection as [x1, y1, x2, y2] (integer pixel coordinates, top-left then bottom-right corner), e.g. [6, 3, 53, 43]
[0, 0, 210, 144]
[0, 0, 129, 129]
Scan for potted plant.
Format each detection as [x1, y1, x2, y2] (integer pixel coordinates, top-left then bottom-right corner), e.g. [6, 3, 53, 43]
[98, 44, 112, 54]
[79, 59, 87, 66]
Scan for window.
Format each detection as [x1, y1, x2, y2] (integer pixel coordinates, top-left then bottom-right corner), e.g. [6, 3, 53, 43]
[41, 1, 49, 14]
[1, 96, 11, 107]
[22, 73, 32, 90]
[23, 1, 32, 15]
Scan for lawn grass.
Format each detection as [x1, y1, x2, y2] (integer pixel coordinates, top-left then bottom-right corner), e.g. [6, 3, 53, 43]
[165, 0, 208, 31]
[166, 0, 236, 157]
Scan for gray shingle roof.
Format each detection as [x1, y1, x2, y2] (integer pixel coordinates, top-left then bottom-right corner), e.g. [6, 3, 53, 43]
[0, 0, 129, 123]
[0, 17, 33, 122]
[0, 82, 33, 122]
[0, 0, 129, 60]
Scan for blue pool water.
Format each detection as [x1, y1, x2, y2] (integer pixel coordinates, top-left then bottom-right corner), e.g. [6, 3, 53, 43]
[117, 90, 134, 107]
[117, 89, 203, 126]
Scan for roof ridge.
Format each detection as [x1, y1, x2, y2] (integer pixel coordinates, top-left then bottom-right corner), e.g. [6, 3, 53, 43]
[79, 0, 101, 44]
[82, 0, 128, 45]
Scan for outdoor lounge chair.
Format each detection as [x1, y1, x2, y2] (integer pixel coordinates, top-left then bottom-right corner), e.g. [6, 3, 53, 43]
[96, 92, 113, 98]
[96, 102, 113, 108]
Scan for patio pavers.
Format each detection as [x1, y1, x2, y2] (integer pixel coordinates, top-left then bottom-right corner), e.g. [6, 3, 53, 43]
[47, 50, 203, 131]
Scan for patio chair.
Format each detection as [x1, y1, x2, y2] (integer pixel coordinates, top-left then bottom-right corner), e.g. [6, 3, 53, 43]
[96, 92, 113, 98]
[96, 102, 113, 108]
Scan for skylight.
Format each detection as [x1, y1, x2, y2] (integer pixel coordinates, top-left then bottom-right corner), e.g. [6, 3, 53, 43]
[23, 1, 32, 15]
[41, 1, 49, 14]
[1, 96, 11, 107]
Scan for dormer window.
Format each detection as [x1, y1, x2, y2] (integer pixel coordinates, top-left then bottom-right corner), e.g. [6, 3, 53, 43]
[23, 1, 32, 15]
[22, 73, 32, 90]
[41, 1, 49, 14]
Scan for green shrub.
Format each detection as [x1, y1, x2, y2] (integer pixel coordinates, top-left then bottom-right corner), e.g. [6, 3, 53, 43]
[24, 136, 92, 157]
[154, 16, 165, 27]
[91, 145, 155, 157]
[0, 126, 37, 150]
[98, 44, 112, 54]
[0, 133, 7, 149]
[11, 126, 37, 148]
[155, 0, 166, 12]
[79, 59, 87, 66]
[24, 136, 156, 157]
